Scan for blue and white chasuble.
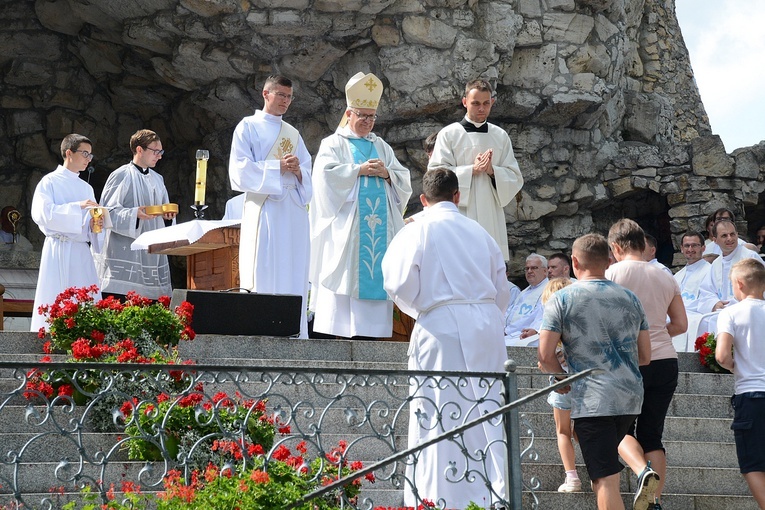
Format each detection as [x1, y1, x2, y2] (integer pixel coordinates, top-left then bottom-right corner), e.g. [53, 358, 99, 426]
[349, 138, 388, 300]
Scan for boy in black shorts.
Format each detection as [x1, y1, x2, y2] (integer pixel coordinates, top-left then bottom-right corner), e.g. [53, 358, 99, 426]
[716, 258, 765, 508]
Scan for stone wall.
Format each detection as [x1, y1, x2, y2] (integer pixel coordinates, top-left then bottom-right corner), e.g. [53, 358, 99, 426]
[1, 0, 764, 280]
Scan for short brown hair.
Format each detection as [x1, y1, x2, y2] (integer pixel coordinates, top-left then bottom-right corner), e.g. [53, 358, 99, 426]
[464, 78, 493, 97]
[422, 168, 458, 203]
[608, 219, 646, 252]
[60, 133, 91, 160]
[712, 218, 736, 238]
[573, 233, 610, 269]
[130, 129, 160, 155]
[681, 231, 705, 246]
[731, 258, 765, 290]
[424, 132, 438, 155]
[263, 75, 292, 91]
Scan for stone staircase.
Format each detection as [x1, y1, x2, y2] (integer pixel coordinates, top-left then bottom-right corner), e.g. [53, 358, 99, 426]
[0, 331, 756, 509]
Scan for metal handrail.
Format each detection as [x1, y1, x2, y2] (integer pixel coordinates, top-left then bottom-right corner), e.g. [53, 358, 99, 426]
[286, 368, 595, 509]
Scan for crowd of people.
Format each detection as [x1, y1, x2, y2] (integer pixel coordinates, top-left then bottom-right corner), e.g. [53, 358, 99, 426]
[25, 71, 765, 510]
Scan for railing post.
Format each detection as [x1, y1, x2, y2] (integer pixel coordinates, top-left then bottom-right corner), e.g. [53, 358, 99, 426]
[504, 359, 523, 510]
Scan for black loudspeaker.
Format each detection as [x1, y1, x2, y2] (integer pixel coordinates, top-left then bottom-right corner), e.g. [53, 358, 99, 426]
[171, 289, 302, 337]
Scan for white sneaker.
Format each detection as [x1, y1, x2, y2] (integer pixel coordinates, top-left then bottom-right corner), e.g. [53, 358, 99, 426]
[557, 477, 582, 492]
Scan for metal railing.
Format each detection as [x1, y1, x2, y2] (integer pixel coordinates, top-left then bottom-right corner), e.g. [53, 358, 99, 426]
[0, 360, 589, 509]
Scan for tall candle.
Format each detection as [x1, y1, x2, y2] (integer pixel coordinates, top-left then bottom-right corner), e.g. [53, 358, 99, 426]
[194, 149, 209, 205]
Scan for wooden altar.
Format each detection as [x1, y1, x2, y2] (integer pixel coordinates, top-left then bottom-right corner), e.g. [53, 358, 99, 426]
[148, 226, 240, 291]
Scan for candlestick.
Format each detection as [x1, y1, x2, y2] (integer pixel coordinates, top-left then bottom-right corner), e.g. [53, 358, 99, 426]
[194, 149, 209, 206]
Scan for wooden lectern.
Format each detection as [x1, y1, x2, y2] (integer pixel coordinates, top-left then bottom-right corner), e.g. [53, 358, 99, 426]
[148, 226, 240, 291]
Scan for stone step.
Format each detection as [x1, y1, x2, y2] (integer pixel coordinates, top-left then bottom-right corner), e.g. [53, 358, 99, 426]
[0, 333, 716, 374]
[523, 491, 760, 510]
[524, 437, 737, 469]
[521, 370, 734, 396]
[523, 463, 751, 497]
[520, 387, 734, 418]
[520, 412, 734, 443]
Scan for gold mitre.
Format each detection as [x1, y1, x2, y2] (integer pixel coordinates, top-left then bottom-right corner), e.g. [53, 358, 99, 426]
[338, 72, 383, 128]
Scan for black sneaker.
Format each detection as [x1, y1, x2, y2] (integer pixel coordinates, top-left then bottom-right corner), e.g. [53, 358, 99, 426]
[633, 466, 660, 510]
[652, 500, 663, 510]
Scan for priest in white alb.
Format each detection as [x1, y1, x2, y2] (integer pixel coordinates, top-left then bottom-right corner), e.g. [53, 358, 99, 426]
[428, 78, 524, 260]
[229, 75, 313, 338]
[505, 254, 548, 346]
[382, 168, 509, 509]
[310, 72, 412, 338]
[671, 231, 710, 351]
[31, 134, 105, 332]
[694, 219, 763, 339]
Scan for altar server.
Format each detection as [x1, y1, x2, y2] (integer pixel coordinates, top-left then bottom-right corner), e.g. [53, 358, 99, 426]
[309, 72, 412, 338]
[428, 78, 524, 260]
[382, 167, 509, 509]
[97, 129, 175, 300]
[31, 134, 104, 331]
[229, 75, 313, 338]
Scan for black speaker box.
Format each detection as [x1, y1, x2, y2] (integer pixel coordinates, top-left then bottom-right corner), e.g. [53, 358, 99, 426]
[171, 289, 301, 337]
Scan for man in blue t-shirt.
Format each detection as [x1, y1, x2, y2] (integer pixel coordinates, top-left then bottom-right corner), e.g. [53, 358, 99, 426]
[539, 233, 652, 510]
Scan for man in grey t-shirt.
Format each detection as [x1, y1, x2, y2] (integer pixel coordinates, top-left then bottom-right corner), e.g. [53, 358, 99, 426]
[539, 233, 652, 510]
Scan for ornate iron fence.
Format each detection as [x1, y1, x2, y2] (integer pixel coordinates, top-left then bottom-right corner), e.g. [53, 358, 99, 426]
[0, 360, 588, 509]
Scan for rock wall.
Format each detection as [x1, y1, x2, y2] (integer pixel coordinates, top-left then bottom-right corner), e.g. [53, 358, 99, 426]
[1, 0, 764, 280]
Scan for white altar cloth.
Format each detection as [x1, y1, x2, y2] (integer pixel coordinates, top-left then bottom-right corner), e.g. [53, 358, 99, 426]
[130, 220, 241, 251]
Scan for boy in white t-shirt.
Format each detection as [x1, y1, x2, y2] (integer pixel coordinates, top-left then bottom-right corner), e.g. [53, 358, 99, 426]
[716, 258, 765, 508]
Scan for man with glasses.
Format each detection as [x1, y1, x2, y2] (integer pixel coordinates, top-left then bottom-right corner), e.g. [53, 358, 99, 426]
[97, 129, 175, 301]
[670, 232, 711, 351]
[30, 134, 105, 331]
[505, 253, 548, 346]
[429, 78, 523, 260]
[310, 72, 411, 339]
[228, 74, 313, 338]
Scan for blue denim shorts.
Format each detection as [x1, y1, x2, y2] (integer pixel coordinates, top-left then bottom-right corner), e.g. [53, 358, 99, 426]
[547, 384, 572, 411]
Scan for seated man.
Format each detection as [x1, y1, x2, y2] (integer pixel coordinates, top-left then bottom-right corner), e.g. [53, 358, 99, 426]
[672, 231, 711, 351]
[695, 219, 763, 338]
[505, 253, 548, 346]
[548, 252, 574, 280]
[703, 208, 756, 258]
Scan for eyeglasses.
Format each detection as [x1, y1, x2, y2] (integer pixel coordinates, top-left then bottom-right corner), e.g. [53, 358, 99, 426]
[524, 266, 540, 272]
[72, 150, 94, 160]
[682, 243, 702, 249]
[143, 147, 165, 156]
[268, 91, 294, 102]
[350, 109, 378, 121]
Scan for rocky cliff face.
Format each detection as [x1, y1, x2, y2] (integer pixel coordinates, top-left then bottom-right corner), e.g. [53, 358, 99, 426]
[2, 0, 764, 276]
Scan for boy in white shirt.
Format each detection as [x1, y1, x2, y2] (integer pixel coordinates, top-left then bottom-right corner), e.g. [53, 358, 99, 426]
[716, 258, 765, 508]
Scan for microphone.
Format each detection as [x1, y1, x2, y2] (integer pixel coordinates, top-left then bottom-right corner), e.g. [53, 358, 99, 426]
[86, 165, 95, 183]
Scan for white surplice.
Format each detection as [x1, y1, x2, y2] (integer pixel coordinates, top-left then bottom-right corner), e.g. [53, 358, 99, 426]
[693, 246, 763, 339]
[381, 200, 510, 509]
[229, 110, 312, 338]
[675, 259, 711, 313]
[504, 278, 548, 346]
[309, 126, 411, 338]
[30, 166, 102, 331]
[671, 259, 712, 352]
[96, 162, 172, 299]
[222, 193, 245, 221]
[428, 118, 524, 260]
[696, 246, 762, 313]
